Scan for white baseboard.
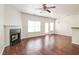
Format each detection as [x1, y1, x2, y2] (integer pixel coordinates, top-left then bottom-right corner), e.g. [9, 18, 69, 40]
[72, 42, 79, 45]
[22, 33, 54, 39]
[0, 46, 4, 55]
[1, 48, 4, 55]
[55, 33, 72, 37]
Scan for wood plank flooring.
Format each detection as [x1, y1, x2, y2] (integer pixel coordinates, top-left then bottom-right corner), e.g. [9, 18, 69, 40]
[3, 34, 79, 55]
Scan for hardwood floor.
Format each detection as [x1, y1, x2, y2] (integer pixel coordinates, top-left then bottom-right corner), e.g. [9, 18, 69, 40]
[3, 34, 79, 55]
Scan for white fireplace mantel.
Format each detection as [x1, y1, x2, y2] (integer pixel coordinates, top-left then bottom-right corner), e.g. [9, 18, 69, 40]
[4, 25, 21, 28]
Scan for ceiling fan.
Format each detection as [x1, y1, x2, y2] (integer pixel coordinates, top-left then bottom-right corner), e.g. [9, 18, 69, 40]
[37, 4, 56, 13]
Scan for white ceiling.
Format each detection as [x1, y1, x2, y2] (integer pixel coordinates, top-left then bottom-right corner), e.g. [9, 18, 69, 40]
[11, 4, 79, 18]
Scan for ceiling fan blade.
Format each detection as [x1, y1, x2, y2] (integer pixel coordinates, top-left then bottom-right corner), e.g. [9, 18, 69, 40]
[36, 8, 43, 10]
[43, 4, 46, 6]
[46, 10, 51, 13]
[47, 6, 56, 9]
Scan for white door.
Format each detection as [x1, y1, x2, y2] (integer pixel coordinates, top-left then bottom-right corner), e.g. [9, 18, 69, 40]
[45, 23, 49, 34]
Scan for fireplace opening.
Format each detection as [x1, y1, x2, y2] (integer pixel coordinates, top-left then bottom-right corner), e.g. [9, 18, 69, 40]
[10, 29, 21, 46]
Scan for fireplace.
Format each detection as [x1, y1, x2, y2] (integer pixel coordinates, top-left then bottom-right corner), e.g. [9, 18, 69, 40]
[10, 29, 21, 46]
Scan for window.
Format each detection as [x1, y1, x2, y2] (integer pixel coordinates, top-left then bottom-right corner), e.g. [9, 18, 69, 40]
[28, 20, 41, 32]
[50, 22, 54, 31]
[45, 23, 49, 33]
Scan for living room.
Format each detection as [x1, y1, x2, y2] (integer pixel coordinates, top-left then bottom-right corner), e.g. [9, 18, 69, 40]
[0, 4, 79, 55]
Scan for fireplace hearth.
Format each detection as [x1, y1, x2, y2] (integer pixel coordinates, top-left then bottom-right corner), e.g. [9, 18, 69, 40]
[10, 29, 21, 46]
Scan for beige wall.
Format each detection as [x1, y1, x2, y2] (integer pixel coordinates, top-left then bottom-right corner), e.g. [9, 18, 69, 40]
[0, 5, 5, 54]
[21, 13, 55, 38]
[4, 5, 22, 26]
[56, 16, 72, 36]
[56, 15, 79, 44]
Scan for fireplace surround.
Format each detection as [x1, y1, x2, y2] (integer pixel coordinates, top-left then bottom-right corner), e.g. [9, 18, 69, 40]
[10, 29, 21, 46]
[4, 25, 21, 47]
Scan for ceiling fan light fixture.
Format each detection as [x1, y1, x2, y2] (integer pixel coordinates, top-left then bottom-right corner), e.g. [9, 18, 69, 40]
[37, 4, 56, 13]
